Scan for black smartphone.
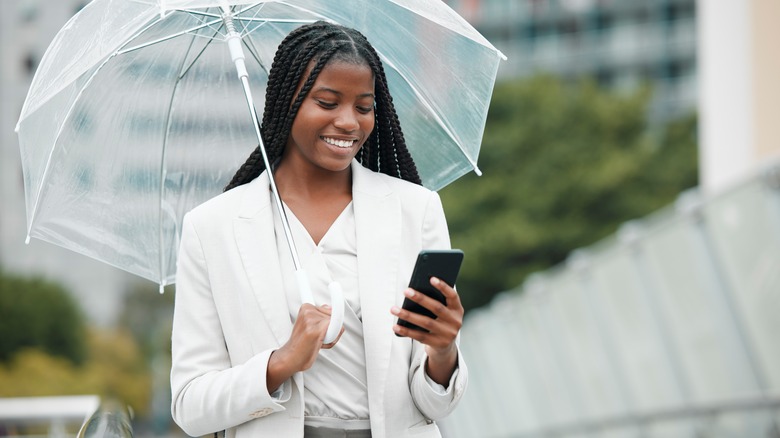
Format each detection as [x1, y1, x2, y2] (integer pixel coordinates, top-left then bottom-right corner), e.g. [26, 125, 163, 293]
[396, 249, 464, 334]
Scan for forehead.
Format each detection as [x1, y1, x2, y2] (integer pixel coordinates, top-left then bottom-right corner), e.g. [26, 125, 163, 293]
[311, 60, 375, 91]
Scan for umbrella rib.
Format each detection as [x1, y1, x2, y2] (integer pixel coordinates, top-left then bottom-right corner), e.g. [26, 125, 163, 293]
[190, 7, 314, 24]
[232, 1, 317, 25]
[157, 27, 203, 288]
[117, 17, 224, 55]
[240, 33, 270, 77]
[116, 15, 312, 56]
[231, 17, 316, 24]
[178, 20, 224, 79]
[380, 56, 482, 176]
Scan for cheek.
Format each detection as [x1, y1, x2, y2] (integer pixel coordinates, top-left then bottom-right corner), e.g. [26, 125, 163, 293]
[364, 114, 376, 134]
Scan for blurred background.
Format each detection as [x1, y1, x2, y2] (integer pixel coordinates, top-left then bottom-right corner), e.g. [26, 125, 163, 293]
[1, 0, 779, 437]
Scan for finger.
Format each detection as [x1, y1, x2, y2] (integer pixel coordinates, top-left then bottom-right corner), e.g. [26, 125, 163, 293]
[403, 288, 448, 318]
[321, 326, 345, 349]
[430, 277, 463, 309]
[392, 322, 431, 343]
[391, 304, 438, 334]
[393, 317, 457, 351]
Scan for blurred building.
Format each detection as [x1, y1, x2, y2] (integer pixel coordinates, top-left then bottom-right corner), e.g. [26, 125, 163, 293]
[444, 0, 780, 194]
[443, 0, 697, 124]
[0, 0, 138, 326]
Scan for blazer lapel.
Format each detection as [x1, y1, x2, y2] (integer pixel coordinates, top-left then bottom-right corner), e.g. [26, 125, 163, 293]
[233, 172, 293, 347]
[351, 161, 402, 420]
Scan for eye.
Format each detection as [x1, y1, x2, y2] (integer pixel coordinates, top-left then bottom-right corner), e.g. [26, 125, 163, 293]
[356, 106, 373, 114]
[316, 100, 337, 109]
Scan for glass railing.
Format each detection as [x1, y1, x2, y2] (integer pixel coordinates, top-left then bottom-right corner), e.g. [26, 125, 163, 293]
[77, 402, 133, 438]
[0, 396, 133, 438]
[0, 395, 100, 438]
[441, 159, 780, 438]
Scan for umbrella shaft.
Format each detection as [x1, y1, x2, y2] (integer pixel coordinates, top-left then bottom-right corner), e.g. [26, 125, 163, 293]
[238, 75, 303, 271]
[223, 7, 302, 271]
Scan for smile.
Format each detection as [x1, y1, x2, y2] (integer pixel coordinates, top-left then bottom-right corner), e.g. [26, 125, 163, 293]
[322, 136, 356, 148]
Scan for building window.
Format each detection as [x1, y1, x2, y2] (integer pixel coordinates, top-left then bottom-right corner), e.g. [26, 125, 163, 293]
[595, 67, 613, 87]
[592, 9, 613, 31]
[23, 53, 38, 76]
[19, 3, 38, 23]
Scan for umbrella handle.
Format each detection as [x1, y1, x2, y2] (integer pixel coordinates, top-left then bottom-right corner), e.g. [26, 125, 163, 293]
[324, 282, 345, 344]
[294, 270, 345, 345]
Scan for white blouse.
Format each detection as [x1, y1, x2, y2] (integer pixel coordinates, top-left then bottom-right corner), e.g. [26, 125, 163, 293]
[272, 199, 371, 430]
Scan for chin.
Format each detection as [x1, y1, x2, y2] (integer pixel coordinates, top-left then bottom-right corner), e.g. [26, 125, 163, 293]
[318, 157, 353, 173]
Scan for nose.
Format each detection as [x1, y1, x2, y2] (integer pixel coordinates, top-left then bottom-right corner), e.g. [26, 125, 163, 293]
[333, 108, 360, 132]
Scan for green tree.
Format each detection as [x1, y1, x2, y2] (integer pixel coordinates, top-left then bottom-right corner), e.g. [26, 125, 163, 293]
[119, 282, 174, 362]
[0, 329, 152, 414]
[0, 270, 152, 414]
[439, 76, 698, 311]
[0, 270, 87, 364]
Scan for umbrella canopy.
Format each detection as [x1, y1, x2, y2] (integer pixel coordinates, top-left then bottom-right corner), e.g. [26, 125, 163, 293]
[16, 0, 504, 286]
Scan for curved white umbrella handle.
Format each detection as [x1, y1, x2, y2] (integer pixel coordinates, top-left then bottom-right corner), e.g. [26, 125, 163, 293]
[295, 270, 345, 344]
[325, 282, 345, 344]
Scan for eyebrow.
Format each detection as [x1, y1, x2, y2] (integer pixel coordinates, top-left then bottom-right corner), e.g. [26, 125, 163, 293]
[313, 87, 375, 99]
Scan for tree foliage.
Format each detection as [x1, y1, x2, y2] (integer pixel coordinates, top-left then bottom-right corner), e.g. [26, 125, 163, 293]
[0, 329, 151, 413]
[0, 271, 87, 364]
[439, 75, 698, 311]
[0, 270, 152, 415]
[119, 282, 174, 362]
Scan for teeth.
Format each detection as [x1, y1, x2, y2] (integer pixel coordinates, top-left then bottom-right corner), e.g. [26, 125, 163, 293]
[322, 137, 354, 148]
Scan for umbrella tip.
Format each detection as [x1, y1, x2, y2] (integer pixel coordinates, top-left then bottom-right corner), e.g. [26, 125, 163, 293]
[473, 166, 483, 177]
[159, 284, 165, 294]
[25, 235, 30, 245]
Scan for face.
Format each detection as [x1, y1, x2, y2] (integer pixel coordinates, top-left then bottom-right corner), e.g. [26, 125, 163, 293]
[283, 59, 375, 174]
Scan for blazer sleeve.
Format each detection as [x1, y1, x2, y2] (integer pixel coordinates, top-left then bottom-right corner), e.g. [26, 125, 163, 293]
[170, 213, 289, 437]
[407, 191, 469, 420]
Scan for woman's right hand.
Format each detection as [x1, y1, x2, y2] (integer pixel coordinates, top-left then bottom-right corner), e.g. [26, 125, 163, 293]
[266, 304, 344, 393]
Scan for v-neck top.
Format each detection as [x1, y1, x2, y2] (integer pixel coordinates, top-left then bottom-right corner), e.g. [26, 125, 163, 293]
[271, 195, 370, 429]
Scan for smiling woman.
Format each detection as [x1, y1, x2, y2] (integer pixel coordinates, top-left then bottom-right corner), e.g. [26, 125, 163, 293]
[170, 21, 468, 438]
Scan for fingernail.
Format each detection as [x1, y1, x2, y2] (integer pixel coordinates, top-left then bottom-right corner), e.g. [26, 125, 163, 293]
[404, 289, 415, 297]
[391, 306, 400, 315]
[431, 277, 440, 286]
[322, 304, 331, 309]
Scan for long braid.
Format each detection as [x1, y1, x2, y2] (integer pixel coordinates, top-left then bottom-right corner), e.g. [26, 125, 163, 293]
[343, 27, 420, 184]
[363, 43, 420, 184]
[225, 21, 422, 191]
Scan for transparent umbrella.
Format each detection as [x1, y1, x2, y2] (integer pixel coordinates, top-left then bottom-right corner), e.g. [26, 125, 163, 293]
[16, 0, 504, 341]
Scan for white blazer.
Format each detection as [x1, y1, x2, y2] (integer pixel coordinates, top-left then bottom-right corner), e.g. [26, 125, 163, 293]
[171, 161, 468, 438]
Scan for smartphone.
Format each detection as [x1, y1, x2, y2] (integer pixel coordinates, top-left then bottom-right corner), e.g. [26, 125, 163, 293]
[396, 249, 464, 334]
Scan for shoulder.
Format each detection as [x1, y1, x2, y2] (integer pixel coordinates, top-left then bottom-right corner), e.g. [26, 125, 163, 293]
[188, 187, 241, 219]
[186, 176, 265, 225]
[352, 161, 436, 203]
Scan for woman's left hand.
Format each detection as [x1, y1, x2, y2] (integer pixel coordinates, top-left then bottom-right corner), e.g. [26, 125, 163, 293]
[391, 277, 463, 386]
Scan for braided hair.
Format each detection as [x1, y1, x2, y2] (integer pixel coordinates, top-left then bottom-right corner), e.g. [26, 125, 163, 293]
[224, 21, 421, 191]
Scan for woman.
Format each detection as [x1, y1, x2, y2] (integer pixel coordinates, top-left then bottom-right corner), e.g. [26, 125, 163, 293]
[170, 21, 467, 438]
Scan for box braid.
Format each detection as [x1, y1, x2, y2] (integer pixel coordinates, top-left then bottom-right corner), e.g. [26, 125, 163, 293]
[224, 21, 421, 191]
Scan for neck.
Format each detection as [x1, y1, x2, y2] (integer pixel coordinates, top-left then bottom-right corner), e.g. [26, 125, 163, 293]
[273, 159, 353, 201]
